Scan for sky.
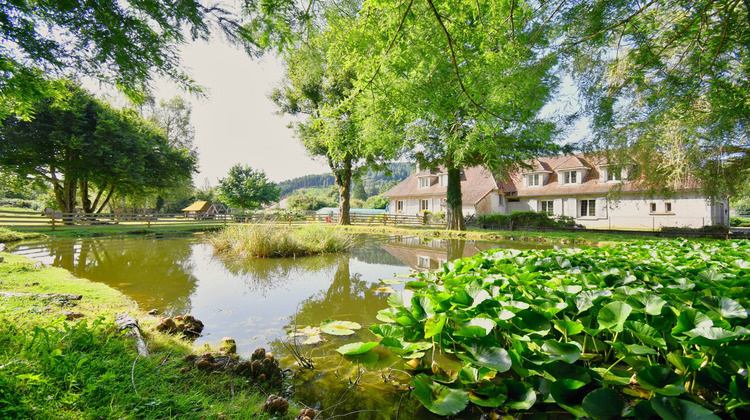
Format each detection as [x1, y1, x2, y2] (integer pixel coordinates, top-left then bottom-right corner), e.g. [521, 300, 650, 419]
[141, 40, 331, 186]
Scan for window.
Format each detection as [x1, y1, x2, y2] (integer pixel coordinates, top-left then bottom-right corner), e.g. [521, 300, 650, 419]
[650, 203, 657, 213]
[396, 200, 404, 212]
[563, 171, 578, 184]
[420, 199, 429, 211]
[527, 174, 540, 187]
[439, 174, 448, 186]
[580, 199, 596, 217]
[606, 166, 622, 182]
[540, 200, 554, 215]
[665, 202, 672, 213]
[419, 177, 431, 188]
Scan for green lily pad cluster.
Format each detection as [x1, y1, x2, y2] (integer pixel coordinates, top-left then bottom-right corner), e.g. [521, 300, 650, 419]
[365, 240, 750, 417]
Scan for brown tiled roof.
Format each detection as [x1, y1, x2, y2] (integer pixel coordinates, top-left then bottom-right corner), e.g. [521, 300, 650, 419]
[383, 154, 701, 201]
[505, 153, 700, 197]
[383, 166, 499, 205]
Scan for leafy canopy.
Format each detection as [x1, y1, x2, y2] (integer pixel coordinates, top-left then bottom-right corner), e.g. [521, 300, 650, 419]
[218, 164, 280, 210]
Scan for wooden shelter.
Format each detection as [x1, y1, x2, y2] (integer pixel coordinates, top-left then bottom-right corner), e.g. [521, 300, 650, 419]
[181, 201, 221, 219]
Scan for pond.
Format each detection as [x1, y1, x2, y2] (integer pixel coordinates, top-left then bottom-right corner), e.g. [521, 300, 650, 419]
[9, 233, 554, 419]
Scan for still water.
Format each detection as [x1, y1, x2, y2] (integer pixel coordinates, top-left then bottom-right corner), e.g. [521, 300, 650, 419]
[10, 233, 552, 418]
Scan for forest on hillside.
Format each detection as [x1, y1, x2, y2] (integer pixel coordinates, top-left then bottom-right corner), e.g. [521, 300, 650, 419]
[277, 162, 414, 197]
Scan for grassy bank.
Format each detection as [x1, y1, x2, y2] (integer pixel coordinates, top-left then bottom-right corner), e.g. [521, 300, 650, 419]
[209, 223, 354, 258]
[333, 223, 656, 246]
[0, 253, 294, 419]
[0, 227, 45, 243]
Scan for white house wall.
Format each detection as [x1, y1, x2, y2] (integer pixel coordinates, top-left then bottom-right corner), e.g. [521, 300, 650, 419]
[508, 193, 716, 229]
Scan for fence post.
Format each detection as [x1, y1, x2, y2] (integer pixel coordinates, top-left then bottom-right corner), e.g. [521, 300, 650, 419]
[383, 214, 387, 226]
[224, 214, 228, 227]
[652, 217, 655, 231]
[147, 214, 151, 229]
[51, 213, 55, 231]
[422, 213, 426, 226]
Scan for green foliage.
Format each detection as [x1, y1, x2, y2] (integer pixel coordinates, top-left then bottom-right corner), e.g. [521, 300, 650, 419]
[661, 225, 730, 235]
[0, 227, 44, 243]
[208, 223, 353, 258]
[0, 1, 255, 120]
[352, 182, 367, 201]
[286, 191, 338, 211]
[368, 240, 750, 417]
[478, 211, 578, 229]
[732, 217, 750, 227]
[364, 195, 388, 210]
[0, 82, 197, 214]
[560, 0, 750, 198]
[218, 164, 280, 211]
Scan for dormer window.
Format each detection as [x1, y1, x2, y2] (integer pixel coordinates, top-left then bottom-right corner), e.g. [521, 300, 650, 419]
[526, 173, 541, 187]
[562, 171, 578, 185]
[419, 177, 431, 188]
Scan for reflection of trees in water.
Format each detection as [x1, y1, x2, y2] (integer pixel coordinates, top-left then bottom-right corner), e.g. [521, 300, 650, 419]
[214, 252, 340, 297]
[43, 235, 198, 314]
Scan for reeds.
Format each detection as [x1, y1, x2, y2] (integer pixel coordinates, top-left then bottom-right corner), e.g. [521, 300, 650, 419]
[208, 223, 353, 258]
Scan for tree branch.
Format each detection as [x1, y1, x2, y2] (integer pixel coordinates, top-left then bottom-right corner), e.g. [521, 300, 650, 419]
[425, 0, 508, 121]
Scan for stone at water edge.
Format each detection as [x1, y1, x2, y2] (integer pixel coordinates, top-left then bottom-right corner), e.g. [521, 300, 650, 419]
[262, 394, 289, 415]
[219, 337, 236, 354]
[296, 408, 317, 420]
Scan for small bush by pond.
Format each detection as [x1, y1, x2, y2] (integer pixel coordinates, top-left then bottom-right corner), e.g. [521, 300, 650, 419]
[364, 239, 750, 417]
[209, 223, 354, 258]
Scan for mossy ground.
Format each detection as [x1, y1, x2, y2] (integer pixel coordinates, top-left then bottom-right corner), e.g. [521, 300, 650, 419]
[0, 253, 296, 419]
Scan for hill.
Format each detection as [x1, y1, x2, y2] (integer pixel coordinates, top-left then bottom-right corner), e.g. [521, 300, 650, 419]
[278, 162, 414, 198]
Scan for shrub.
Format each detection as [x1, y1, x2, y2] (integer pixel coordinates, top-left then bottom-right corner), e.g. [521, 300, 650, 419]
[364, 195, 388, 210]
[731, 216, 750, 227]
[661, 224, 730, 235]
[478, 211, 579, 230]
[0, 198, 45, 210]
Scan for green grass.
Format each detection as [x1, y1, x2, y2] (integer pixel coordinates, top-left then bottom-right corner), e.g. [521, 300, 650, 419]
[0, 226, 45, 243]
[0, 253, 296, 419]
[208, 223, 354, 258]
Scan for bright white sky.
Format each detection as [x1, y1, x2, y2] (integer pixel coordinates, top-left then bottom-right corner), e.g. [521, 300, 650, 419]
[92, 38, 331, 186]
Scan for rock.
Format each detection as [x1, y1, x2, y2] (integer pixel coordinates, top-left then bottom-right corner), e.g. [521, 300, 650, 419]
[63, 311, 84, 320]
[147, 309, 159, 315]
[156, 317, 179, 334]
[262, 395, 289, 415]
[296, 408, 316, 419]
[220, 337, 236, 354]
[251, 347, 266, 362]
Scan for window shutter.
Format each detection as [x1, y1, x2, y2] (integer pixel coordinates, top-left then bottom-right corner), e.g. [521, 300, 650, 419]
[554, 198, 563, 216]
[528, 199, 538, 212]
[566, 198, 577, 217]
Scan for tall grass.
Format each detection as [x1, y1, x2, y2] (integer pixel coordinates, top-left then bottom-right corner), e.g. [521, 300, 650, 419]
[208, 223, 354, 258]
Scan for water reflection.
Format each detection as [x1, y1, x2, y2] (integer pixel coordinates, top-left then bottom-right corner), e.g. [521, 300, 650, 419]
[10, 233, 554, 419]
[10, 235, 199, 314]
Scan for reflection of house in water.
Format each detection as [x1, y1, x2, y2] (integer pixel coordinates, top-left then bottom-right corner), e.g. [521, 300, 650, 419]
[380, 236, 484, 270]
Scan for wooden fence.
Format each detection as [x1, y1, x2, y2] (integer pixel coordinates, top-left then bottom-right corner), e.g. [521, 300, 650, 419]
[0, 209, 446, 230]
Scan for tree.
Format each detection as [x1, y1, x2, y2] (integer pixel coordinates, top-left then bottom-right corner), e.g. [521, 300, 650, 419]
[339, 0, 560, 230]
[352, 182, 367, 201]
[556, 0, 750, 198]
[1, 1, 257, 120]
[218, 164, 280, 211]
[0, 82, 197, 215]
[271, 5, 401, 225]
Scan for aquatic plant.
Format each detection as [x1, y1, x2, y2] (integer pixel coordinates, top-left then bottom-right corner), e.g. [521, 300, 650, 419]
[362, 240, 750, 417]
[208, 223, 353, 258]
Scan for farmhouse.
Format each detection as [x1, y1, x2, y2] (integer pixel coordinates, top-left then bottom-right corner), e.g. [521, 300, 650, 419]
[382, 154, 729, 229]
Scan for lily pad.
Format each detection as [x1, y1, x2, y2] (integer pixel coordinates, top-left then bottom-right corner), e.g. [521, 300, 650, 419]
[636, 365, 685, 396]
[372, 286, 397, 294]
[582, 388, 625, 420]
[336, 341, 379, 356]
[463, 343, 512, 372]
[598, 301, 633, 332]
[650, 396, 721, 420]
[412, 374, 469, 416]
[320, 319, 362, 336]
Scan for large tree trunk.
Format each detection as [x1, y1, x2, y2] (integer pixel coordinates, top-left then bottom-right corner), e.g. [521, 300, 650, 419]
[53, 174, 77, 224]
[333, 156, 352, 225]
[79, 180, 93, 213]
[446, 165, 465, 231]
